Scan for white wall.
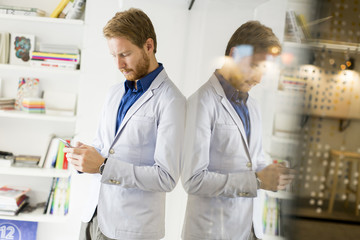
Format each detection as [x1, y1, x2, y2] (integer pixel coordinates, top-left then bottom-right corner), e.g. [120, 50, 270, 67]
[71, 0, 287, 239]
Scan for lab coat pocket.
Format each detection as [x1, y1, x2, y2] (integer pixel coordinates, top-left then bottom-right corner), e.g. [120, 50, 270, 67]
[211, 123, 240, 156]
[126, 115, 157, 147]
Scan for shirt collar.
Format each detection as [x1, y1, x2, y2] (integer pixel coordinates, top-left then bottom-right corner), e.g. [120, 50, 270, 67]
[124, 63, 164, 92]
[215, 70, 248, 103]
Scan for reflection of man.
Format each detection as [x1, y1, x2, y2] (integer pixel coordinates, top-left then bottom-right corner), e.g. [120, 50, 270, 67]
[63, 8, 186, 240]
[181, 21, 294, 240]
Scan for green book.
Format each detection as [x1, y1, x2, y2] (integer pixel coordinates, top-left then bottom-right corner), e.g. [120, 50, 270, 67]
[55, 142, 65, 169]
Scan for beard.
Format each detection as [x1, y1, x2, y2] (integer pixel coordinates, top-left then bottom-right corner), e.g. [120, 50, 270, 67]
[121, 50, 150, 81]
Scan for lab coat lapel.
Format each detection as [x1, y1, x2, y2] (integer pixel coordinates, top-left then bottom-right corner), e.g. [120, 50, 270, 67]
[113, 70, 165, 139]
[210, 75, 251, 157]
[110, 85, 125, 137]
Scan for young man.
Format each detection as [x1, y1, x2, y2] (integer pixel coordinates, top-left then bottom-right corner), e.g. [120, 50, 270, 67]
[181, 21, 295, 240]
[64, 8, 186, 240]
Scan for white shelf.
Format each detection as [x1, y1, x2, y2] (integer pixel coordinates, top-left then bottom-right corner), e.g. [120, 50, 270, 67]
[271, 135, 299, 145]
[265, 191, 294, 200]
[0, 14, 84, 25]
[0, 208, 69, 223]
[0, 63, 81, 75]
[283, 40, 360, 52]
[0, 167, 71, 178]
[263, 234, 287, 240]
[0, 110, 76, 122]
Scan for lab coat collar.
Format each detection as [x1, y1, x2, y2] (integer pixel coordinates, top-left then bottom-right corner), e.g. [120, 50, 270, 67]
[113, 69, 167, 141]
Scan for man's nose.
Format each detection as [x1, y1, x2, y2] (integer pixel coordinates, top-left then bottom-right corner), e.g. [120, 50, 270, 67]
[115, 56, 126, 69]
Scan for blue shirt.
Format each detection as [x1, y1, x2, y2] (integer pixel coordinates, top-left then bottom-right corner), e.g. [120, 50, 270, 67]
[115, 63, 164, 134]
[215, 71, 251, 143]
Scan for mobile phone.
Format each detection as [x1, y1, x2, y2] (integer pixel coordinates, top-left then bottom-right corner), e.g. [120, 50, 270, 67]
[57, 138, 73, 148]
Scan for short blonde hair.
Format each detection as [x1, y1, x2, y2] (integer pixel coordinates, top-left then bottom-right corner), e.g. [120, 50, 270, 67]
[103, 8, 157, 53]
[225, 21, 281, 56]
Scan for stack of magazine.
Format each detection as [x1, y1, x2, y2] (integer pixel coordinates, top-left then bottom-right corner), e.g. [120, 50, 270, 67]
[0, 185, 30, 216]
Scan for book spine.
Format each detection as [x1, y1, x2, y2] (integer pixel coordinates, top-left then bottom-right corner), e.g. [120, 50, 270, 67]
[55, 142, 65, 169]
[43, 177, 56, 214]
[63, 140, 70, 170]
[64, 177, 71, 215]
[31, 56, 78, 62]
[32, 51, 79, 58]
[49, 178, 60, 214]
[30, 60, 77, 70]
[50, 0, 71, 18]
[59, 0, 74, 18]
[65, 0, 86, 19]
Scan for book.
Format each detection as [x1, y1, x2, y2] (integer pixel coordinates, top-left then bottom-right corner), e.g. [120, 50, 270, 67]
[296, 14, 311, 40]
[39, 134, 56, 168]
[30, 59, 78, 70]
[14, 155, 41, 162]
[31, 51, 79, 61]
[15, 77, 41, 110]
[0, 219, 37, 240]
[284, 10, 304, 43]
[9, 33, 35, 66]
[13, 155, 40, 167]
[50, 0, 71, 18]
[65, 0, 86, 20]
[39, 44, 79, 55]
[0, 200, 28, 216]
[21, 98, 45, 113]
[0, 5, 45, 17]
[49, 178, 60, 214]
[0, 98, 15, 110]
[55, 141, 65, 169]
[43, 178, 56, 214]
[43, 138, 60, 169]
[0, 195, 28, 212]
[0, 186, 30, 206]
[0, 32, 10, 64]
[59, 0, 75, 18]
[63, 140, 70, 170]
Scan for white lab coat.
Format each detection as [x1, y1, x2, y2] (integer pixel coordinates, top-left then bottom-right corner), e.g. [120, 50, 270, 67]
[181, 73, 268, 240]
[82, 69, 186, 239]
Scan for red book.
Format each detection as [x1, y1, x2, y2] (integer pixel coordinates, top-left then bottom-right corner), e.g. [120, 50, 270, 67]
[62, 140, 70, 170]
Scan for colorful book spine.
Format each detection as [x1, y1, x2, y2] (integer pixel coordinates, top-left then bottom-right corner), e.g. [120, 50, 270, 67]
[21, 98, 45, 113]
[64, 177, 71, 215]
[31, 51, 79, 62]
[49, 178, 59, 214]
[55, 142, 65, 169]
[30, 60, 77, 70]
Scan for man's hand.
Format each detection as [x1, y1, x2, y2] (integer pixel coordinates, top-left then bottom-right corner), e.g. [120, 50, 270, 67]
[256, 163, 295, 191]
[63, 141, 105, 173]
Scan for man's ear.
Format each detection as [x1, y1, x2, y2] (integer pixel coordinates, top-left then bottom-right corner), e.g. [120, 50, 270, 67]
[144, 38, 154, 53]
[229, 47, 235, 57]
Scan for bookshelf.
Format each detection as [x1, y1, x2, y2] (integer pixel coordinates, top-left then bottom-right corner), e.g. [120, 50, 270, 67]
[280, 0, 360, 226]
[0, 13, 84, 25]
[0, 207, 70, 223]
[0, 0, 85, 235]
[0, 63, 82, 74]
[266, 191, 294, 200]
[283, 40, 360, 53]
[0, 166, 71, 178]
[0, 110, 76, 122]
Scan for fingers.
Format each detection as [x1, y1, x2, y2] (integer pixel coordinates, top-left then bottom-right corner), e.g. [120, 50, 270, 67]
[277, 174, 295, 190]
[74, 141, 84, 147]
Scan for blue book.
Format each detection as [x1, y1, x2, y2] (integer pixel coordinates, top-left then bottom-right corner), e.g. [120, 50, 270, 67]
[0, 219, 37, 240]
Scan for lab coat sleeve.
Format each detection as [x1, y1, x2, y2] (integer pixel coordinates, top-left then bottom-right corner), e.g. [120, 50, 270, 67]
[181, 91, 258, 198]
[101, 95, 186, 192]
